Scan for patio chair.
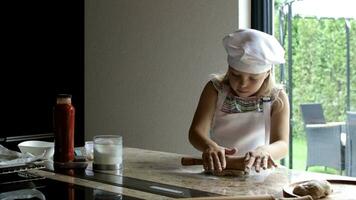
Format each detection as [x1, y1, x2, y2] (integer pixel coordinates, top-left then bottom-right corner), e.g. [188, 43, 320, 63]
[300, 103, 345, 174]
[346, 111, 356, 177]
[300, 103, 326, 124]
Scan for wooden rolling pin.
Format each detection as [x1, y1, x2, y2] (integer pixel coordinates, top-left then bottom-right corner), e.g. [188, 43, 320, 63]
[181, 157, 245, 170]
[181, 157, 203, 165]
[181, 195, 313, 200]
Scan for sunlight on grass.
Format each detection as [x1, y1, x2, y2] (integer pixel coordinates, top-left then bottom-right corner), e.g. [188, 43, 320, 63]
[292, 137, 307, 170]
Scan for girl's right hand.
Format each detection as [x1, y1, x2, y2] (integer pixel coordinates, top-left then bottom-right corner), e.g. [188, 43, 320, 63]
[243, 147, 278, 173]
[202, 146, 237, 172]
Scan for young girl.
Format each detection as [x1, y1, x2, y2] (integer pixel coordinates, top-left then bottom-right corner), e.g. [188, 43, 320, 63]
[189, 29, 290, 174]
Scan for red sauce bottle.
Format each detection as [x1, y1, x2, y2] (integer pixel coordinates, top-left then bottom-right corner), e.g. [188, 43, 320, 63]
[53, 94, 75, 163]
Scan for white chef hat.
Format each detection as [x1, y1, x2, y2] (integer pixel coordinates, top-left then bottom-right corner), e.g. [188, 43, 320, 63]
[223, 29, 285, 74]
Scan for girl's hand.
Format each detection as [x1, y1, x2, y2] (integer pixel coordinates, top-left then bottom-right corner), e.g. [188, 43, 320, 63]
[244, 147, 278, 173]
[202, 146, 237, 172]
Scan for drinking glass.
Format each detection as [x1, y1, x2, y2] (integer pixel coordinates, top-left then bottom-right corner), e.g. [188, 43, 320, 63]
[93, 135, 122, 170]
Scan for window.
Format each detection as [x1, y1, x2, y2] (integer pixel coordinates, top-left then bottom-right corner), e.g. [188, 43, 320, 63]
[270, 0, 356, 176]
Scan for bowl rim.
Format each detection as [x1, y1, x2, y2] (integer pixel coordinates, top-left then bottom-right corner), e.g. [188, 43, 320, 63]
[18, 140, 54, 148]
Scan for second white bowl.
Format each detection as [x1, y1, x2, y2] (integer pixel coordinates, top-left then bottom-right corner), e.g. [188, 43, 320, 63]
[18, 140, 54, 159]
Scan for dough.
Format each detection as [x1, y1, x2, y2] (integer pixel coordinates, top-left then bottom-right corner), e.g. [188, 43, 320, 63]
[293, 180, 332, 199]
[205, 169, 247, 176]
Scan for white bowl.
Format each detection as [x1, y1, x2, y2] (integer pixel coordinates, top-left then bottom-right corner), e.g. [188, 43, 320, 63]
[18, 140, 54, 159]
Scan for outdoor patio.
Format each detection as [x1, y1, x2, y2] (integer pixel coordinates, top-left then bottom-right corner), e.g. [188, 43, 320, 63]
[275, 0, 356, 175]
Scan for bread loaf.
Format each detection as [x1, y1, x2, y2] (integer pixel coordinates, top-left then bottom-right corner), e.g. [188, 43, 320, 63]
[293, 180, 332, 199]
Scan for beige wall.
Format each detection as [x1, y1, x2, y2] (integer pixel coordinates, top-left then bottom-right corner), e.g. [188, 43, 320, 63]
[237, 0, 251, 28]
[85, 0, 239, 154]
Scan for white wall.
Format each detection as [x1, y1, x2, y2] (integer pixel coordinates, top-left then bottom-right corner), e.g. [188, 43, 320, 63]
[237, 0, 251, 28]
[85, 0, 238, 155]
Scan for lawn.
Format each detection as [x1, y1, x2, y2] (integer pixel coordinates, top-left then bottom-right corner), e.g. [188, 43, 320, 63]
[291, 136, 341, 175]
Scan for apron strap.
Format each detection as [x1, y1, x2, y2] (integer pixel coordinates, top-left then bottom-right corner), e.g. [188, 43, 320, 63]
[262, 97, 272, 145]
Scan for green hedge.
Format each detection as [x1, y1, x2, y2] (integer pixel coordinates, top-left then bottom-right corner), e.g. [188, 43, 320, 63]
[274, 16, 356, 138]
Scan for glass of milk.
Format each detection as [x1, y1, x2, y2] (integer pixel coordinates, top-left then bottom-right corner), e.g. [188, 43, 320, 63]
[93, 135, 122, 170]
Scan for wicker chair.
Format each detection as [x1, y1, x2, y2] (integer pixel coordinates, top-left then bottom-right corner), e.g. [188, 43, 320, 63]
[300, 103, 345, 174]
[346, 111, 356, 177]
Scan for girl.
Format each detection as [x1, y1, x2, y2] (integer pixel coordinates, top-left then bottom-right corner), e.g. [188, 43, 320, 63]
[189, 29, 290, 174]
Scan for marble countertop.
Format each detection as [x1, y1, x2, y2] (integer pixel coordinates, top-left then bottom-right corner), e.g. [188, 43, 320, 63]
[30, 147, 356, 199]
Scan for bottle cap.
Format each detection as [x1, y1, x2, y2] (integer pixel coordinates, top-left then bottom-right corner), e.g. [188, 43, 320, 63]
[57, 94, 72, 99]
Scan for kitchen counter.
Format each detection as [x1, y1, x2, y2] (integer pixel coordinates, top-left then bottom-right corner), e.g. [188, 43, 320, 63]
[5, 147, 356, 199]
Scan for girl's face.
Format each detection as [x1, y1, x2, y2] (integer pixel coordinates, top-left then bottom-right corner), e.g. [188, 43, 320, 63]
[227, 67, 269, 98]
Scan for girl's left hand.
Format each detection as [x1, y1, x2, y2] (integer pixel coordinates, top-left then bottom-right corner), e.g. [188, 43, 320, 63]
[244, 147, 278, 172]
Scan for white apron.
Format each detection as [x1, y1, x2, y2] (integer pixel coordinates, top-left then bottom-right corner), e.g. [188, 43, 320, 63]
[210, 79, 273, 156]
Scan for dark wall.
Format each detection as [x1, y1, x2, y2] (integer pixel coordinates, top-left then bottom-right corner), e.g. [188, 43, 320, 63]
[2, 1, 84, 147]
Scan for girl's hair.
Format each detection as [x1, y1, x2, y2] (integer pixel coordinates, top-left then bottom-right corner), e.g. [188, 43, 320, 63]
[211, 69, 286, 109]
